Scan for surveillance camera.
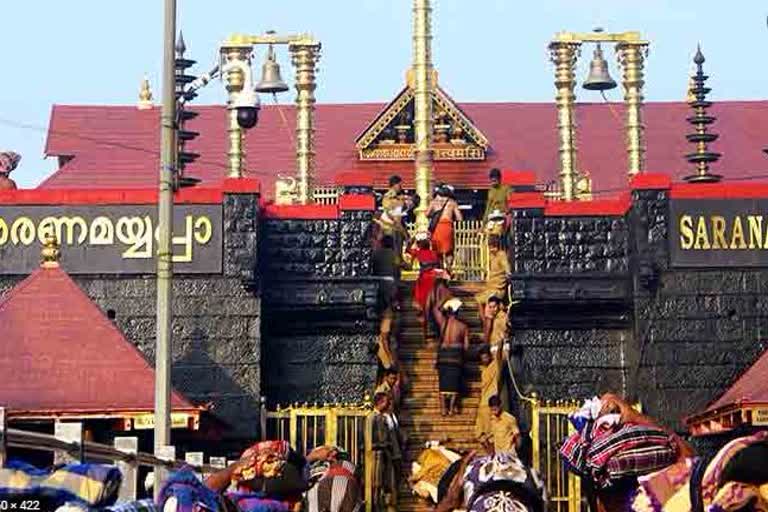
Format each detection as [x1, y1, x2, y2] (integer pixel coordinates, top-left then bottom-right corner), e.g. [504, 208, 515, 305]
[223, 59, 261, 129]
[230, 88, 260, 129]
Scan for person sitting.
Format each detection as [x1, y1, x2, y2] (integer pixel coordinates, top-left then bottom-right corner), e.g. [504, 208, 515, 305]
[426, 184, 462, 271]
[475, 232, 511, 331]
[433, 298, 470, 416]
[487, 395, 520, 455]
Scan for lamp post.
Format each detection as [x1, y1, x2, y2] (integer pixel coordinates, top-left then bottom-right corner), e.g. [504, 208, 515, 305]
[154, 0, 176, 496]
[219, 32, 321, 204]
[548, 30, 649, 200]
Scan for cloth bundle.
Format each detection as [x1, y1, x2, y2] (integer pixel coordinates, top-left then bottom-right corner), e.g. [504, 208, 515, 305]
[232, 441, 292, 483]
[631, 430, 768, 512]
[0, 461, 122, 509]
[560, 399, 678, 488]
[157, 468, 221, 512]
[462, 452, 547, 512]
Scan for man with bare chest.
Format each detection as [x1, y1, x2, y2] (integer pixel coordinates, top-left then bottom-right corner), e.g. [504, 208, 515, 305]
[431, 297, 469, 416]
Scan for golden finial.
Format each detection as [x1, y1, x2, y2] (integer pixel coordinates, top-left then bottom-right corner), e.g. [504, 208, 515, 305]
[686, 75, 696, 103]
[41, 233, 61, 268]
[138, 75, 154, 110]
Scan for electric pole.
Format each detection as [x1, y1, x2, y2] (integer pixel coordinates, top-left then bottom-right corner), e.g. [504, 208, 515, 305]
[154, 0, 176, 493]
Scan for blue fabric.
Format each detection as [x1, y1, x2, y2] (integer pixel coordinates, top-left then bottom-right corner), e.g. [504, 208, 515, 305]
[157, 467, 220, 512]
[0, 460, 122, 508]
[227, 491, 295, 512]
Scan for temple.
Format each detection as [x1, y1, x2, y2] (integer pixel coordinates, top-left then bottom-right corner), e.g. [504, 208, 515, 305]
[3, 3, 768, 510]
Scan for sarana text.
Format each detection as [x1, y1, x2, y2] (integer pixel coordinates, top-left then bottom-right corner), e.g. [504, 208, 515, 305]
[678, 214, 768, 250]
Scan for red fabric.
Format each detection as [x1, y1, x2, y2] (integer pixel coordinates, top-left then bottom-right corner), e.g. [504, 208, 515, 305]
[325, 465, 356, 479]
[432, 219, 454, 255]
[40, 101, 768, 198]
[262, 203, 339, 219]
[0, 265, 196, 416]
[338, 193, 375, 210]
[543, 194, 631, 216]
[409, 247, 440, 310]
[671, 182, 768, 199]
[0, 187, 223, 204]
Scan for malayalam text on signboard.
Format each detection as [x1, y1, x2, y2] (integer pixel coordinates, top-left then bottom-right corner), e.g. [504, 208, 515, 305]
[0, 204, 223, 274]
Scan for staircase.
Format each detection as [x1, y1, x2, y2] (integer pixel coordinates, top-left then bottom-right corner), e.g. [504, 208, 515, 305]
[396, 281, 484, 512]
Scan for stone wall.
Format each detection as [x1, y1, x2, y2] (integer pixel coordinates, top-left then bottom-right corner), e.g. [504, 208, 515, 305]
[509, 208, 634, 408]
[0, 190, 261, 439]
[631, 187, 768, 428]
[508, 183, 768, 431]
[259, 206, 379, 407]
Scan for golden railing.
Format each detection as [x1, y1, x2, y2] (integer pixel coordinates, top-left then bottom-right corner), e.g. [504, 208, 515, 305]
[404, 219, 489, 281]
[312, 185, 342, 205]
[529, 398, 583, 512]
[265, 404, 375, 512]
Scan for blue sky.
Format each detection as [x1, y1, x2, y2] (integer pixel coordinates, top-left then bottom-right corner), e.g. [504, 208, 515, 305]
[1, 0, 766, 188]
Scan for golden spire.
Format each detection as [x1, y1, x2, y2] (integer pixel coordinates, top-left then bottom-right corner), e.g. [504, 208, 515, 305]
[137, 75, 154, 110]
[41, 233, 61, 268]
[686, 74, 696, 103]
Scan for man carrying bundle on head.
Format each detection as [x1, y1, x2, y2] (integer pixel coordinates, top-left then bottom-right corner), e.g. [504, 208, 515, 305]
[432, 297, 470, 416]
[427, 184, 462, 272]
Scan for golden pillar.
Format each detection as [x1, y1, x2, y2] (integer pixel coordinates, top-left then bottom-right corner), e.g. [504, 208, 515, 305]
[291, 43, 321, 204]
[412, 0, 434, 229]
[616, 42, 648, 177]
[549, 41, 580, 201]
[222, 45, 251, 178]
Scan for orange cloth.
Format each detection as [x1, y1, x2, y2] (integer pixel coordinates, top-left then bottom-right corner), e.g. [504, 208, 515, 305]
[432, 219, 454, 255]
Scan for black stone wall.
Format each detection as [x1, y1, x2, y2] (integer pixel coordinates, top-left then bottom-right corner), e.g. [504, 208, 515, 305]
[509, 188, 768, 431]
[0, 191, 261, 439]
[631, 188, 768, 429]
[509, 207, 635, 409]
[260, 207, 379, 407]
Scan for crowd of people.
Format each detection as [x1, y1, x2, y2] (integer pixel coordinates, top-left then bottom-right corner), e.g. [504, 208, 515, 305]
[370, 169, 522, 508]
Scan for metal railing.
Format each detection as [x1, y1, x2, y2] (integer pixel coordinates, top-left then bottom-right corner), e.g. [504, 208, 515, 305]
[529, 399, 583, 512]
[404, 219, 489, 281]
[312, 186, 342, 205]
[0, 410, 221, 503]
[265, 404, 375, 512]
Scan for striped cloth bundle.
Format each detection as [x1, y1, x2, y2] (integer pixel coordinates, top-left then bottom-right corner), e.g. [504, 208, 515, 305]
[0, 460, 122, 509]
[560, 423, 678, 488]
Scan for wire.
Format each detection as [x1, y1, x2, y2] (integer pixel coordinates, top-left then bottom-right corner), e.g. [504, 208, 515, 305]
[599, 90, 624, 125]
[0, 115, 231, 175]
[2, 113, 768, 195]
[271, 93, 296, 147]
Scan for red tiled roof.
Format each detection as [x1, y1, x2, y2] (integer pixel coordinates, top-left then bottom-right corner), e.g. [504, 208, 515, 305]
[0, 263, 197, 417]
[703, 348, 768, 413]
[41, 101, 768, 196]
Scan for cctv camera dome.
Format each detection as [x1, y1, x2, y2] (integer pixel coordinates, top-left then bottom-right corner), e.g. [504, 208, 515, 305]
[237, 107, 259, 129]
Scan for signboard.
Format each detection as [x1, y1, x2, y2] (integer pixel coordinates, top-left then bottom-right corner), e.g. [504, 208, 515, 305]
[670, 199, 768, 267]
[132, 412, 192, 430]
[0, 204, 222, 274]
[753, 408, 768, 426]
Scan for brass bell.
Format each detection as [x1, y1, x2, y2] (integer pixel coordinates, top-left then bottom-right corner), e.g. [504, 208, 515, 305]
[582, 43, 617, 91]
[255, 44, 289, 94]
